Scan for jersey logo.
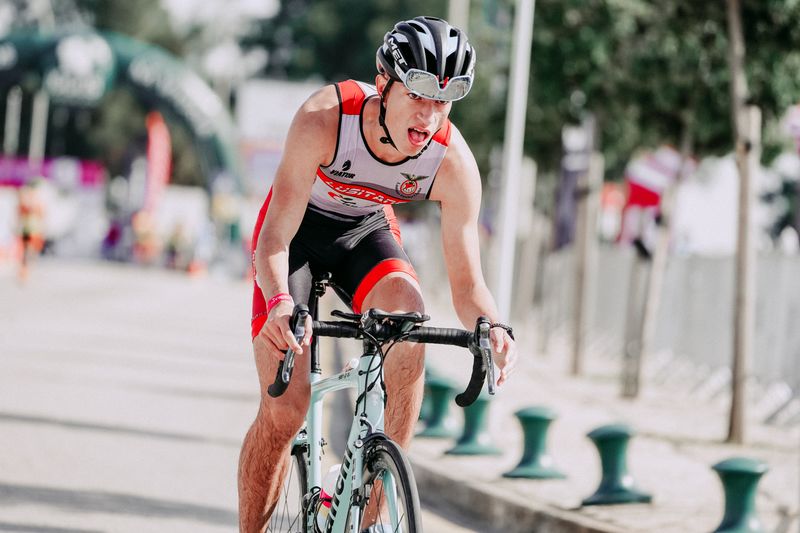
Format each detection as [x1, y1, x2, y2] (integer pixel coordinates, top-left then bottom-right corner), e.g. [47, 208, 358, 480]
[396, 173, 429, 197]
[330, 160, 355, 179]
[328, 191, 359, 208]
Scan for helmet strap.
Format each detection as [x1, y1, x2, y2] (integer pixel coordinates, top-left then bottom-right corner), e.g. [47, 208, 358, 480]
[378, 79, 396, 148]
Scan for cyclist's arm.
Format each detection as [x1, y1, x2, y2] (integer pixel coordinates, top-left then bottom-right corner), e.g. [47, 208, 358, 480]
[254, 86, 338, 354]
[429, 125, 517, 383]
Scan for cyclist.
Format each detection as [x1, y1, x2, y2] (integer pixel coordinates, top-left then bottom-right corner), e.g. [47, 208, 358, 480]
[239, 16, 518, 532]
[16, 179, 45, 282]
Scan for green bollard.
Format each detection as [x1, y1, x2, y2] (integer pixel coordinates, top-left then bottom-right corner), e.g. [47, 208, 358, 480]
[416, 373, 460, 438]
[503, 406, 565, 479]
[712, 457, 769, 533]
[582, 424, 652, 506]
[445, 390, 502, 455]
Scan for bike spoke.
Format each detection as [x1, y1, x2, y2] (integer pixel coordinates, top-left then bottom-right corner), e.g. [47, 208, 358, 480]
[268, 452, 305, 533]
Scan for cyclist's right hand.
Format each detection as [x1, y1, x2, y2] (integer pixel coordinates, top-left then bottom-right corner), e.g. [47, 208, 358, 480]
[260, 301, 312, 361]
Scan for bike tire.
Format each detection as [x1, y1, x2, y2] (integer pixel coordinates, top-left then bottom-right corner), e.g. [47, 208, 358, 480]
[350, 437, 422, 533]
[267, 444, 309, 533]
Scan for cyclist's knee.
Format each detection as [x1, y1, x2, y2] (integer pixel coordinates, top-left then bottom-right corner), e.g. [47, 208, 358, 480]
[362, 273, 424, 312]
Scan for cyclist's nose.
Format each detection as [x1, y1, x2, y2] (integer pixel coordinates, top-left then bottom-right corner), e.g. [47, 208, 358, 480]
[417, 99, 438, 117]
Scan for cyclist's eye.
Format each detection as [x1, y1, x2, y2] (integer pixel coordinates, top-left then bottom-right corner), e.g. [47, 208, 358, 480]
[408, 92, 422, 101]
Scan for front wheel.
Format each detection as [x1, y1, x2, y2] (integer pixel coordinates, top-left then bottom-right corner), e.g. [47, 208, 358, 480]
[267, 444, 308, 533]
[352, 437, 422, 533]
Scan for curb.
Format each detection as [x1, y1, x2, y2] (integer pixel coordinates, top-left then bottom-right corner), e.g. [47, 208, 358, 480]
[410, 453, 628, 533]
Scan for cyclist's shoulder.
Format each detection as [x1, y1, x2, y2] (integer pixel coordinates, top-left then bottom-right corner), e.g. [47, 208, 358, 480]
[432, 125, 480, 195]
[292, 84, 340, 138]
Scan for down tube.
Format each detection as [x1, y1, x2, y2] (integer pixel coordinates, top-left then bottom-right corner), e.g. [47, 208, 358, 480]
[330, 353, 386, 532]
[307, 366, 360, 530]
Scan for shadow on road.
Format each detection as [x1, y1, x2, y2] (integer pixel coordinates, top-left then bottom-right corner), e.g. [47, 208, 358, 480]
[0, 412, 240, 448]
[0, 482, 237, 527]
[0, 520, 104, 532]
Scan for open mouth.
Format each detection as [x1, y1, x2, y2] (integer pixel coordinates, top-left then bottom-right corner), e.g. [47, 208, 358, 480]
[408, 127, 430, 146]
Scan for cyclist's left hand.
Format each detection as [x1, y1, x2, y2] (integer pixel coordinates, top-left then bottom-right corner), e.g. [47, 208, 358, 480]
[490, 327, 517, 386]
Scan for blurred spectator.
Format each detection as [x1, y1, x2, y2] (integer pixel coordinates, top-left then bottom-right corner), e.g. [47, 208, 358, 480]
[131, 210, 160, 265]
[17, 179, 45, 281]
[164, 221, 192, 271]
[16, 179, 46, 282]
[101, 215, 127, 261]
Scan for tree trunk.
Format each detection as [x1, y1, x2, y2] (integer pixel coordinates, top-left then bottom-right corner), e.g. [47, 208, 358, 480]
[726, 0, 758, 445]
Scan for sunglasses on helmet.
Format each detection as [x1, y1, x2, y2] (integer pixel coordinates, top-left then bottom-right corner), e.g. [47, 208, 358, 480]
[399, 69, 473, 102]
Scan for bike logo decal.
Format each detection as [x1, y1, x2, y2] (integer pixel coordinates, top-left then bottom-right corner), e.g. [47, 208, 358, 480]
[395, 173, 429, 197]
[327, 446, 354, 532]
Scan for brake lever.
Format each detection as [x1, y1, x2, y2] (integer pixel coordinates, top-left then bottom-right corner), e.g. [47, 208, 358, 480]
[477, 320, 496, 395]
[267, 305, 309, 398]
[281, 320, 306, 383]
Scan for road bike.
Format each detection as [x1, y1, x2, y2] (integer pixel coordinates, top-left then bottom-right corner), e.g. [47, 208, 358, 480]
[266, 274, 496, 533]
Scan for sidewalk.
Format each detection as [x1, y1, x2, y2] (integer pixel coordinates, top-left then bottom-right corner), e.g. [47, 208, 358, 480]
[409, 301, 800, 533]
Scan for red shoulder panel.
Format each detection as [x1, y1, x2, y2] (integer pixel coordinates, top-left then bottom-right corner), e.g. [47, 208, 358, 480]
[338, 80, 367, 115]
[432, 119, 452, 146]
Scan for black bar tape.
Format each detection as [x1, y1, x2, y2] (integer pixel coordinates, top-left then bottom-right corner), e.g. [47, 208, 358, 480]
[312, 322, 360, 339]
[455, 353, 486, 407]
[406, 327, 471, 347]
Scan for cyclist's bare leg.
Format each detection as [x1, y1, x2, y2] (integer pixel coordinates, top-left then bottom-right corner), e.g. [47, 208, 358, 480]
[238, 338, 311, 533]
[360, 273, 425, 526]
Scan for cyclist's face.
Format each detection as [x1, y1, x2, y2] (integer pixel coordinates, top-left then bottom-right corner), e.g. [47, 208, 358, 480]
[377, 75, 452, 156]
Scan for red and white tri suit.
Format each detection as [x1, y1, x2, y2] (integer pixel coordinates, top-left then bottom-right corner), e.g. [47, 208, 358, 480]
[251, 80, 452, 339]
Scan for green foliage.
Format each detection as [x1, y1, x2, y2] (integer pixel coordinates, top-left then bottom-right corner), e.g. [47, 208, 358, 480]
[241, 0, 508, 175]
[246, 0, 800, 181]
[528, 0, 800, 178]
[74, 0, 184, 55]
[69, 0, 202, 185]
[243, 0, 448, 81]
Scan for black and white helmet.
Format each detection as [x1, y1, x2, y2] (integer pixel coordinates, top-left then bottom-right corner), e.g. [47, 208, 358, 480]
[376, 16, 476, 101]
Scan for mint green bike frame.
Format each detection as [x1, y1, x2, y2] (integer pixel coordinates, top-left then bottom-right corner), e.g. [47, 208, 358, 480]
[295, 342, 401, 533]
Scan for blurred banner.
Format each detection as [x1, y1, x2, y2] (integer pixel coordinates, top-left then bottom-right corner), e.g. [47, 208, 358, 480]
[0, 156, 105, 189]
[43, 33, 117, 106]
[143, 111, 171, 213]
[0, 30, 240, 192]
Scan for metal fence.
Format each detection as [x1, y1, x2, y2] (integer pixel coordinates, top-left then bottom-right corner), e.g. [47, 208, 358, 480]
[538, 245, 800, 395]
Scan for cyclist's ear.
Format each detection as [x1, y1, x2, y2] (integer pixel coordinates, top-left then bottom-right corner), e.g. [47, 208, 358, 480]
[376, 73, 389, 96]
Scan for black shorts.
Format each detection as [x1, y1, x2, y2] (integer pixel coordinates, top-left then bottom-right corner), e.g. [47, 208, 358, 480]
[251, 195, 416, 339]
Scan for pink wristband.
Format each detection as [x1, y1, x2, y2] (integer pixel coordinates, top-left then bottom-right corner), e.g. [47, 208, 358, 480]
[267, 293, 293, 315]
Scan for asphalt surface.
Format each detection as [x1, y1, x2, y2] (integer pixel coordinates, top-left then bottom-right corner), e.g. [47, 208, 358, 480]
[1, 258, 798, 533]
[0, 259, 473, 532]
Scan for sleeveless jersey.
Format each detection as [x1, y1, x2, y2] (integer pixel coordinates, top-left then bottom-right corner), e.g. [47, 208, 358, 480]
[308, 80, 451, 218]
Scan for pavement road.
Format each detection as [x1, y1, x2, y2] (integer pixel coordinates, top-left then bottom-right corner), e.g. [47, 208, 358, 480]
[0, 259, 476, 532]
